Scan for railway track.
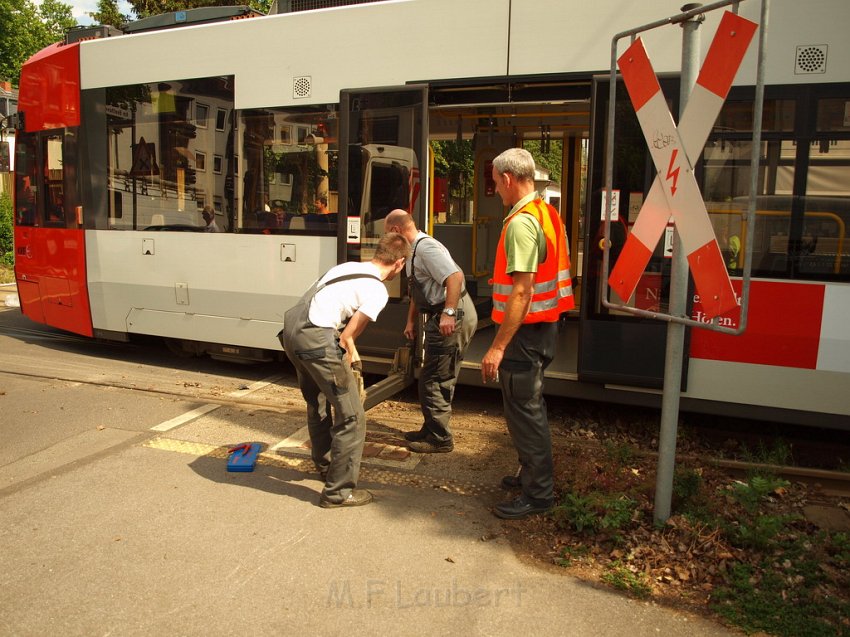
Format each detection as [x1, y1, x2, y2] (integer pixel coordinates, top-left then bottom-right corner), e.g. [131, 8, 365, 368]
[3, 353, 850, 499]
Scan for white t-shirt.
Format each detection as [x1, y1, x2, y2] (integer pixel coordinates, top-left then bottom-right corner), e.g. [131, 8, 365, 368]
[308, 261, 389, 329]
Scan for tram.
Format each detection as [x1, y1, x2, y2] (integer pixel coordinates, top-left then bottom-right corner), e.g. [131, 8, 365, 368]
[10, 0, 850, 427]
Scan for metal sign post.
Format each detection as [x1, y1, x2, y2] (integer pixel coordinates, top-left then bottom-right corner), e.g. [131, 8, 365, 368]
[602, 0, 769, 524]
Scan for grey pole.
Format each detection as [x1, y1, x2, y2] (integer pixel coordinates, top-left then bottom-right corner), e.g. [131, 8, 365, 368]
[653, 3, 704, 525]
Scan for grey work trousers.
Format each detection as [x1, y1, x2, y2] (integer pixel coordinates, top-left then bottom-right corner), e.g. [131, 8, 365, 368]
[418, 294, 477, 443]
[498, 321, 558, 504]
[282, 309, 365, 504]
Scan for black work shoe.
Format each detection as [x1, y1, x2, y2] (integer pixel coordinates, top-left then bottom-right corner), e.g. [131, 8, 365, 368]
[319, 489, 373, 508]
[403, 429, 429, 442]
[493, 495, 552, 519]
[500, 475, 521, 490]
[408, 439, 454, 454]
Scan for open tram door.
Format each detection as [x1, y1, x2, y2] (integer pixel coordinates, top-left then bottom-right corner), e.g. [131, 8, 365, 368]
[337, 85, 429, 403]
[578, 75, 689, 390]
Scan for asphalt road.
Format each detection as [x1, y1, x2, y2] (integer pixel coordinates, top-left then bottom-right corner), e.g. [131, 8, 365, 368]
[0, 290, 737, 636]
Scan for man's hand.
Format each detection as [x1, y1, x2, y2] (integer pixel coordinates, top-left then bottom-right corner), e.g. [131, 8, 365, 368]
[438, 314, 456, 337]
[403, 319, 416, 341]
[481, 346, 503, 383]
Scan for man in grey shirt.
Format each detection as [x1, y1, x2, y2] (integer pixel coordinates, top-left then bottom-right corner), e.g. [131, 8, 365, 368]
[385, 209, 478, 453]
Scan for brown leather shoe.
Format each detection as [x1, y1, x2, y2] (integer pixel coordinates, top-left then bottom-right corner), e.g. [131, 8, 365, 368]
[319, 489, 373, 508]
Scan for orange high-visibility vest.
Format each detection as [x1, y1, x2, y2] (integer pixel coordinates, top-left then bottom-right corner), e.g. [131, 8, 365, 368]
[491, 198, 575, 324]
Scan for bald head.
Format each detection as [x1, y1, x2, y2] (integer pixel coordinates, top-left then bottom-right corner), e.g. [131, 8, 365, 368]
[384, 209, 417, 241]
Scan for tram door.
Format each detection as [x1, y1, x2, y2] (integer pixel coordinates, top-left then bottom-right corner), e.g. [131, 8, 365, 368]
[13, 129, 93, 337]
[338, 85, 429, 361]
[578, 76, 688, 389]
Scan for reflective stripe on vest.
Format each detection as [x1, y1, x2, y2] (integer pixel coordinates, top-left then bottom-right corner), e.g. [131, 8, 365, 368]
[491, 199, 575, 324]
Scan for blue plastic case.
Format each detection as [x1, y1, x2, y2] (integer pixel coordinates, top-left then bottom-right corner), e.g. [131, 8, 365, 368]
[227, 443, 262, 472]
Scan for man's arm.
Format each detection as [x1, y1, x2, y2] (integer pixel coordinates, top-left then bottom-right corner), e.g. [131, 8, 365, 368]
[480, 271, 535, 383]
[438, 271, 464, 336]
[403, 299, 417, 341]
[339, 310, 372, 367]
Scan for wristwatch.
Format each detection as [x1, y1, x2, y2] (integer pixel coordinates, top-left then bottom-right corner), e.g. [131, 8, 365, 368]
[442, 308, 456, 317]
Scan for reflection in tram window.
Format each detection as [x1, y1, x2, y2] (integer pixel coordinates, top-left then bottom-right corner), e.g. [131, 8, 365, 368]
[701, 94, 850, 281]
[104, 76, 234, 231]
[238, 106, 338, 235]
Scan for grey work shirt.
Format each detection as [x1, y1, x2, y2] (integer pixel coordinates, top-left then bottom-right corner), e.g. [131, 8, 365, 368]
[407, 231, 462, 307]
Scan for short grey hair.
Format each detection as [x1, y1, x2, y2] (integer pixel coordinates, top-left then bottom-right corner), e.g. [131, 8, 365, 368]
[492, 148, 536, 182]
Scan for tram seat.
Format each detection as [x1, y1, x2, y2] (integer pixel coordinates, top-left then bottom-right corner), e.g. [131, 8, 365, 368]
[288, 215, 305, 230]
[150, 214, 165, 227]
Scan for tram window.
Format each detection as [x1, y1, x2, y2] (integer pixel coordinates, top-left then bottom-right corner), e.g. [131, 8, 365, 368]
[798, 139, 850, 278]
[14, 133, 38, 226]
[43, 134, 65, 226]
[104, 76, 234, 231]
[369, 162, 409, 222]
[702, 139, 797, 277]
[713, 98, 795, 133]
[432, 139, 474, 225]
[238, 106, 339, 235]
[816, 98, 850, 133]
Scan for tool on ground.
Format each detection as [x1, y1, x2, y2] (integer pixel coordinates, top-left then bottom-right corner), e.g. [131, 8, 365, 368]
[227, 442, 262, 472]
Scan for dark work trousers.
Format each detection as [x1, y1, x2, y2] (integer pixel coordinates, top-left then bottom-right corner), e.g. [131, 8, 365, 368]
[498, 321, 558, 504]
[419, 294, 477, 443]
[282, 291, 365, 504]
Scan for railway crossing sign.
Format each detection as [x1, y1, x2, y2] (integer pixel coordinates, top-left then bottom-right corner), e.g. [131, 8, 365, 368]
[130, 137, 160, 177]
[608, 11, 758, 320]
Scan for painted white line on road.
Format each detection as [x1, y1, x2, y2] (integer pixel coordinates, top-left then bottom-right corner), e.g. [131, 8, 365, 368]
[149, 373, 285, 432]
[150, 404, 221, 432]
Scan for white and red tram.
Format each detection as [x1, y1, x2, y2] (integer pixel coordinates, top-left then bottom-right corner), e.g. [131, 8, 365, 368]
[11, 0, 850, 427]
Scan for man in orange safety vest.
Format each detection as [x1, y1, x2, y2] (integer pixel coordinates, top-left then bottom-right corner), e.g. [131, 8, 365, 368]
[481, 148, 574, 519]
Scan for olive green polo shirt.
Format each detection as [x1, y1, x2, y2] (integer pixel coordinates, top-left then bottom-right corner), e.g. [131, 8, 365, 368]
[503, 191, 546, 274]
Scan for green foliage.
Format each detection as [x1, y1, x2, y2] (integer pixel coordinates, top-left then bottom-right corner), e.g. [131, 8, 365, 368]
[431, 140, 474, 201]
[672, 466, 720, 524]
[602, 561, 651, 598]
[731, 514, 793, 551]
[523, 139, 563, 184]
[741, 438, 793, 468]
[0, 190, 13, 268]
[602, 440, 635, 467]
[125, 0, 271, 20]
[552, 491, 637, 536]
[831, 532, 850, 566]
[723, 475, 794, 550]
[730, 474, 790, 515]
[0, 0, 76, 85]
[712, 558, 850, 637]
[88, 0, 127, 27]
[554, 544, 589, 568]
[673, 466, 703, 503]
